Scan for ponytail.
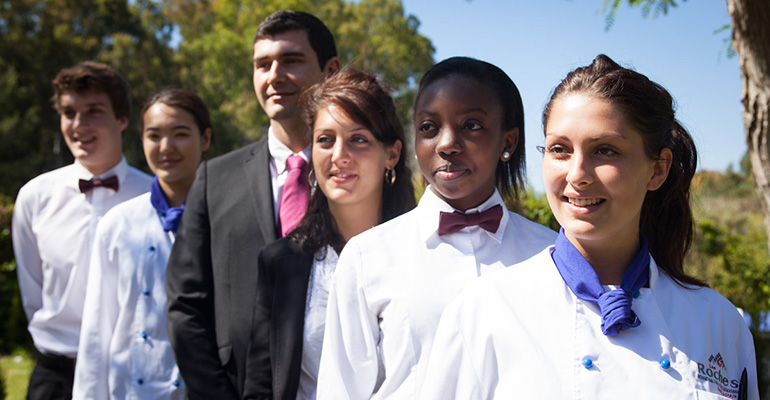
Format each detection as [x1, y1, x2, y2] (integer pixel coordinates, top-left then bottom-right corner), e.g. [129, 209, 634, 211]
[640, 121, 706, 287]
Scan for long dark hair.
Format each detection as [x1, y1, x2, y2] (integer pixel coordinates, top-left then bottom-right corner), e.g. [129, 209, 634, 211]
[414, 56, 526, 201]
[543, 54, 705, 287]
[290, 68, 415, 255]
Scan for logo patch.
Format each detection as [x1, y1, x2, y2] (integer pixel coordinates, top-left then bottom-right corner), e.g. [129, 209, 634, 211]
[697, 352, 739, 398]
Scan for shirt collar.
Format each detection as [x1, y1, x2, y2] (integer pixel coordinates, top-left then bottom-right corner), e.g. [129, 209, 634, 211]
[268, 126, 310, 173]
[416, 186, 509, 244]
[72, 156, 130, 186]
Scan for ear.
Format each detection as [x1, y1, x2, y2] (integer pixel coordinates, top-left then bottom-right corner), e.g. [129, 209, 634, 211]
[201, 127, 213, 152]
[323, 57, 341, 77]
[385, 139, 403, 170]
[117, 116, 129, 133]
[647, 148, 673, 191]
[500, 127, 519, 162]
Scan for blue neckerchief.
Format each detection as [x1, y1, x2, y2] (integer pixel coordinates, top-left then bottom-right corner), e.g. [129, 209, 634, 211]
[150, 176, 185, 233]
[551, 229, 650, 336]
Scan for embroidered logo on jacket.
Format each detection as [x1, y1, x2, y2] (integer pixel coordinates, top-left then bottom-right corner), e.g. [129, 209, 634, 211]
[697, 352, 739, 398]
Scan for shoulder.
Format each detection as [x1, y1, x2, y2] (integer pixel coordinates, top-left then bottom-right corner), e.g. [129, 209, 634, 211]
[260, 237, 305, 261]
[656, 267, 749, 331]
[96, 194, 153, 232]
[505, 211, 558, 241]
[17, 165, 74, 199]
[206, 139, 267, 169]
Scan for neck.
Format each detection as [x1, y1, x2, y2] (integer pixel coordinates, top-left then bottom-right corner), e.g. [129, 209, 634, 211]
[271, 117, 310, 153]
[81, 155, 122, 176]
[158, 177, 194, 208]
[329, 200, 382, 245]
[566, 231, 641, 285]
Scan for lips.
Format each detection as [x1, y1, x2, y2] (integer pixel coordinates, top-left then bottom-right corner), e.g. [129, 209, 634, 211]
[330, 170, 356, 183]
[565, 196, 604, 207]
[434, 164, 468, 180]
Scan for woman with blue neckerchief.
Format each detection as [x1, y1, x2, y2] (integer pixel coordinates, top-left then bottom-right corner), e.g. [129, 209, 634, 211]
[420, 54, 759, 400]
[73, 89, 212, 400]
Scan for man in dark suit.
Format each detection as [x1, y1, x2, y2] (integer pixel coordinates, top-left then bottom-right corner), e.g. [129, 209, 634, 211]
[165, 10, 340, 399]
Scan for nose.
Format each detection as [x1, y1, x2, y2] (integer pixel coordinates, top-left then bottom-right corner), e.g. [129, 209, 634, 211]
[266, 61, 285, 85]
[435, 126, 461, 156]
[331, 140, 349, 166]
[71, 112, 87, 130]
[159, 136, 174, 154]
[566, 151, 593, 187]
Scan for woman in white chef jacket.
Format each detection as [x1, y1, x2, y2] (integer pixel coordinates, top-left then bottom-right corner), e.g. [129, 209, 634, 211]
[73, 88, 212, 400]
[420, 54, 759, 400]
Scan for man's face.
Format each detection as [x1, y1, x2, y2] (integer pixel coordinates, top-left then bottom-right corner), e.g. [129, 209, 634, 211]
[59, 90, 126, 175]
[252, 29, 327, 122]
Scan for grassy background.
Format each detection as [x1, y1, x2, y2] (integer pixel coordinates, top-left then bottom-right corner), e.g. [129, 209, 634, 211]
[1, 350, 33, 400]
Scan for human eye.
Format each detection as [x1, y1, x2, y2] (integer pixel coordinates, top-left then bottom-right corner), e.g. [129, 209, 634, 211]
[88, 107, 104, 116]
[544, 144, 571, 159]
[463, 120, 483, 131]
[63, 110, 76, 119]
[417, 121, 438, 136]
[144, 131, 160, 140]
[315, 134, 333, 146]
[595, 146, 619, 157]
[351, 135, 370, 144]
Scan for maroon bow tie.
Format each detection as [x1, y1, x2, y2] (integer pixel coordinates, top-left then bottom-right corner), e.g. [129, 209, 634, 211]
[438, 204, 503, 236]
[79, 176, 119, 193]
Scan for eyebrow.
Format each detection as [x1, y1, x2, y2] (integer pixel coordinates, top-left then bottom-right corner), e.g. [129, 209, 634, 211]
[254, 51, 308, 62]
[144, 125, 193, 131]
[416, 107, 489, 117]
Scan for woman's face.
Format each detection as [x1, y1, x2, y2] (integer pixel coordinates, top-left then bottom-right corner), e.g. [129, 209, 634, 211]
[414, 75, 518, 211]
[312, 105, 400, 210]
[542, 94, 670, 249]
[142, 103, 211, 189]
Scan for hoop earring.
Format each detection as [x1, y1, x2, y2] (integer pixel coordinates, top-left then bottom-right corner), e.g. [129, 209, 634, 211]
[307, 168, 318, 188]
[385, 169, 396, 186]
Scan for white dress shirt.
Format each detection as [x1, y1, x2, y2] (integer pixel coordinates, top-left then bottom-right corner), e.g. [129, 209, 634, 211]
[316, 188, 557, 400]
[420, 248, 760, 400]
[268, 128, 311, 223]
[73, 193, 184, 400]
[296, 246, 339, 400]
[12, 158, 151, 358]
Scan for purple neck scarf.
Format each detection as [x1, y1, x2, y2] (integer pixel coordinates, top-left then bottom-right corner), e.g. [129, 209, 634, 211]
[551, 229, 650, 336]
[150, 176, 185, 233]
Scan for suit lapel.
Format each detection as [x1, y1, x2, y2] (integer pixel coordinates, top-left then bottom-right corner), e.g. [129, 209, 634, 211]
[243, 139, 279, 241]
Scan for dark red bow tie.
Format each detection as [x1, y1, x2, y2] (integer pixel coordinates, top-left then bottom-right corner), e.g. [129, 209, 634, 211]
[79, 176, 119, 193]
[438, 204, 503, 236]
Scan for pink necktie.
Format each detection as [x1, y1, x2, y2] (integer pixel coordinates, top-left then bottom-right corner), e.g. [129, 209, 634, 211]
[279, 155, 309, 237]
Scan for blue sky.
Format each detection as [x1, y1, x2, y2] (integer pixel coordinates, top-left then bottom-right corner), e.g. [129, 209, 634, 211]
[400, 0, 743, 193]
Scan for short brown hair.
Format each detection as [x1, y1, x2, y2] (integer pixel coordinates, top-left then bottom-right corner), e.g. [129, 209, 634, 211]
[52, 61, 132, 120]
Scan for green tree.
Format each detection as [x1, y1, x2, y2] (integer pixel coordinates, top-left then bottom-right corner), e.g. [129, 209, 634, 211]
[0, 0, 180, 197]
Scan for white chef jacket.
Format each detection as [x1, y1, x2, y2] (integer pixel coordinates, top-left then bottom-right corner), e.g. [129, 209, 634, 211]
[316, 188, 557, 400]
[12, 158, 151, 358]
[420, 248, 760, 400]
[72, 193, 184, 400]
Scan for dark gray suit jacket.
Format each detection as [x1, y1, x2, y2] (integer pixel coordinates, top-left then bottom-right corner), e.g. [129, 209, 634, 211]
[166, 138, 278, 399]
[243, 237, 314, 400]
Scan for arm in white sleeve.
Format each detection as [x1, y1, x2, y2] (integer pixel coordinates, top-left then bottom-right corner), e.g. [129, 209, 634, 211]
[12, 187, 44, 322]
[316, 240, 382, 400]
[420, 301, 487, 400]
[73, 221, 120, 400]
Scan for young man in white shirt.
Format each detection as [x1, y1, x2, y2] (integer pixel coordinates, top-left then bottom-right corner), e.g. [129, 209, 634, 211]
[12, 61, 152, 400]
[165, 10, 340, 399]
